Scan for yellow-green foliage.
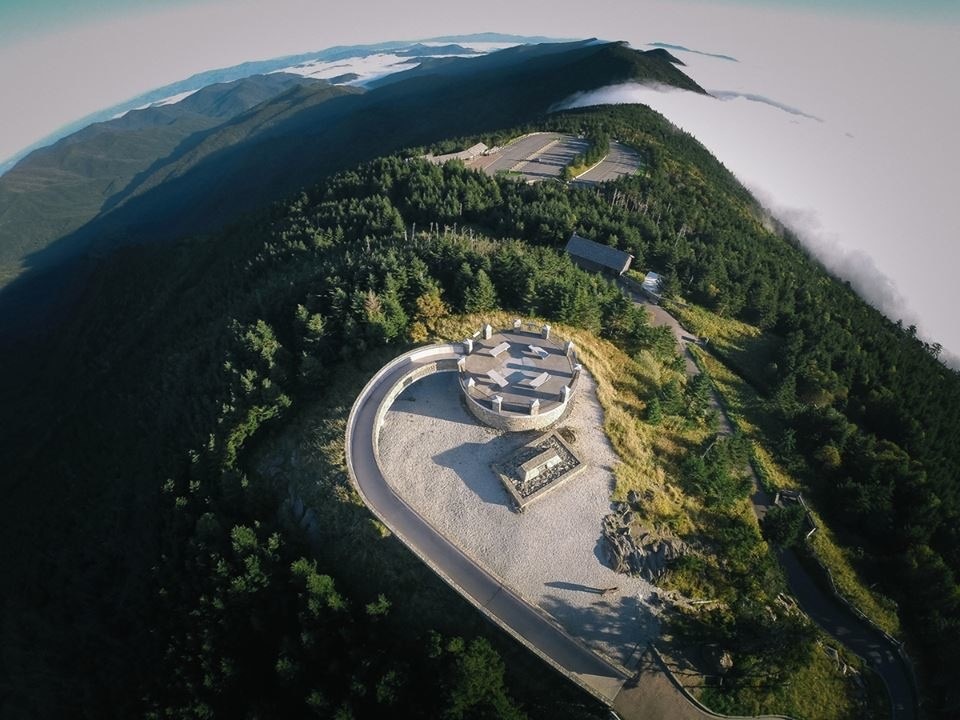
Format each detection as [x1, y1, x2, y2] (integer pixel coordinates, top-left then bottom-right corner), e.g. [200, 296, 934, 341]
[670, 301, 763, 349]
[669, 301, 779, 387]
[690, 345, 771, 437]
[433, 312, 706, 535]
[808, 518, 901, 637]
[751, 443, 800, 491]
[690, 329, 901, 638]
[722, 642, 862, 720]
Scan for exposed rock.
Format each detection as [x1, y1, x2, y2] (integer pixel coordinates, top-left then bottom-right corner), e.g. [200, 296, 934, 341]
[602, 511, 686, 582]
[627, 489, 641, 506]
[721, 651, 733, 673]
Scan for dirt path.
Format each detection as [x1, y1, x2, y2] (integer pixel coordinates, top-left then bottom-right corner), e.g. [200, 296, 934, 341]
[621, 282, 916, 720]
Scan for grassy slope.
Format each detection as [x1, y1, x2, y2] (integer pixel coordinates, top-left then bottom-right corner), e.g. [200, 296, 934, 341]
[677, 303, 902, 638]
[250, 342, 608, 720]
[425, 312, 859, 720]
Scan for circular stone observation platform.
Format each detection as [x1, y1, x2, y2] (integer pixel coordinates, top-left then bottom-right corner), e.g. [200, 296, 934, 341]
[458, 320, 582, 431]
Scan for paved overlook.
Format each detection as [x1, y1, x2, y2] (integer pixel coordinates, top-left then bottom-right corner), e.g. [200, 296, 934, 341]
[346, 344, 795, 719]
[344, 286, 916, 720]
[346, 346, 628, 703]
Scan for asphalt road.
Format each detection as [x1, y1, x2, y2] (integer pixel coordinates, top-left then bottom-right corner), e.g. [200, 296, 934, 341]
[573, 141, 643, 185]
[778, 550, 916, 720]
[467, 132, 589, 182]
[624, 284, 917, 720]
[347, 346, 797, 720]
[346, 352, 629, 704]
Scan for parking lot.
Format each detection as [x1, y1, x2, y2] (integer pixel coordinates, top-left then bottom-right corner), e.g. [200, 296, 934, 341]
[572, 141, 643, 185]
[466, 132, 590, 182]
[453, 132, 643, 185]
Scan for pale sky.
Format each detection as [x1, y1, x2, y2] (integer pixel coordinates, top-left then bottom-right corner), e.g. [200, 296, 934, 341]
[1, 0, 958, 360]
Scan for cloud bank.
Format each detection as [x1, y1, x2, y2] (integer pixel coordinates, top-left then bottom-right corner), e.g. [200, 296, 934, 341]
[556, 71, 960, 367]
[0, 0, 957, 360]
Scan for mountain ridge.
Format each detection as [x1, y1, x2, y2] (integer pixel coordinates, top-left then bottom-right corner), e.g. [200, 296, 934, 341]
[81, 39, 706, 244]
[0, 40, 703, 349]
[0, 34, 574, 173]
[0, 73, 347, 277]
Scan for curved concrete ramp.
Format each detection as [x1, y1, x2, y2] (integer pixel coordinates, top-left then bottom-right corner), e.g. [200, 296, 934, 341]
[346, 344, 628, 703]
[346, 343, 797, 719]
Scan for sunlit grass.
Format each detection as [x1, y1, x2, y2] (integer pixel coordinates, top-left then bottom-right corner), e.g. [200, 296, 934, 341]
[699, 642, 864, 720]
[690, 334, 901, 637]
[807, 516, 901, 637]
[668, 300, 780, 390]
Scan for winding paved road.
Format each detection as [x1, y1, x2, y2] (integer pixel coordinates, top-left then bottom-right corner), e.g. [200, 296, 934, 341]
[623, 284, 917, 720]
[345, 348, 629, 705]
[345, 346, 795, 719]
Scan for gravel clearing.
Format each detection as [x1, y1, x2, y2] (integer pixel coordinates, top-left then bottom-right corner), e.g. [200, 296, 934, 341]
[378, 370, 661, 670]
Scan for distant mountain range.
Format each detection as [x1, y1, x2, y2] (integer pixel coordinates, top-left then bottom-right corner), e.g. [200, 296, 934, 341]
[0, 38, 703, 343]
[0, 34, 571, 175]
[0, 74, 351, 281]
[0, 34, 580, 286]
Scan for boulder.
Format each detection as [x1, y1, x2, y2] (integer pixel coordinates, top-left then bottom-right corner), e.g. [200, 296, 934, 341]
[601, 512, 687, 582]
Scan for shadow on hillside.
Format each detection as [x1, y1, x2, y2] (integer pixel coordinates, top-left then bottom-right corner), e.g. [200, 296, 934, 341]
[539, 591, 657, 670]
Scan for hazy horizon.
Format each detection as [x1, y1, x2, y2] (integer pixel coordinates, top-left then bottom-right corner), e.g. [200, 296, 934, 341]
[1, 0, 958, 362]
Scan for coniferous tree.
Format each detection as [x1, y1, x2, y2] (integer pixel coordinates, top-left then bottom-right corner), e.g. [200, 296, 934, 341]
[463, 269, 498, 314]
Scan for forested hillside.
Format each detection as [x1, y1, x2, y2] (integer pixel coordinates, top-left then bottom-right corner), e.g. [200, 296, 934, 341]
[0, 39, 699, 347]
[1, 101, 958, 717]
[0, 74, 349, 282]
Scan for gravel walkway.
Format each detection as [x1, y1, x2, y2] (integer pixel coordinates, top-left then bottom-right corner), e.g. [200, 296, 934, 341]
[378, 370, 661, 670]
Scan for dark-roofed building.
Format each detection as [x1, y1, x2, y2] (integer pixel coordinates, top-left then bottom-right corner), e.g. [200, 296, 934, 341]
[565, 233, 633, 276]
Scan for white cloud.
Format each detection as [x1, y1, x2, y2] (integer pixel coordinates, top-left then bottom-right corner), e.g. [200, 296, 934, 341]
[0, 0, 957, 358]
[556, 35, 960, 363]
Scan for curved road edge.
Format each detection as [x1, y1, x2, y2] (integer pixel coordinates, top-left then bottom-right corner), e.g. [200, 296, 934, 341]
[622, 283, 918, 720]
[344, 343, 629, 706]
[344, 341, 797, 720]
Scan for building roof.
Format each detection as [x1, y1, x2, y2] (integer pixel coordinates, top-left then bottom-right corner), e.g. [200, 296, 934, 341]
[565, 233, 633, 275]
[461, 326, 574, 415]
[520, 448, 561, 475]
[642, 271, 663, 296]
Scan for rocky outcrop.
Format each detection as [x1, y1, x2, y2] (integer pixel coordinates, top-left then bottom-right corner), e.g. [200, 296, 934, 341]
[603, 500, 686, 582]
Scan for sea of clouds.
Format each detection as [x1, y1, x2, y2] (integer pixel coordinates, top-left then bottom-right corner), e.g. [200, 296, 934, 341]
[557, 40, 960, 367]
